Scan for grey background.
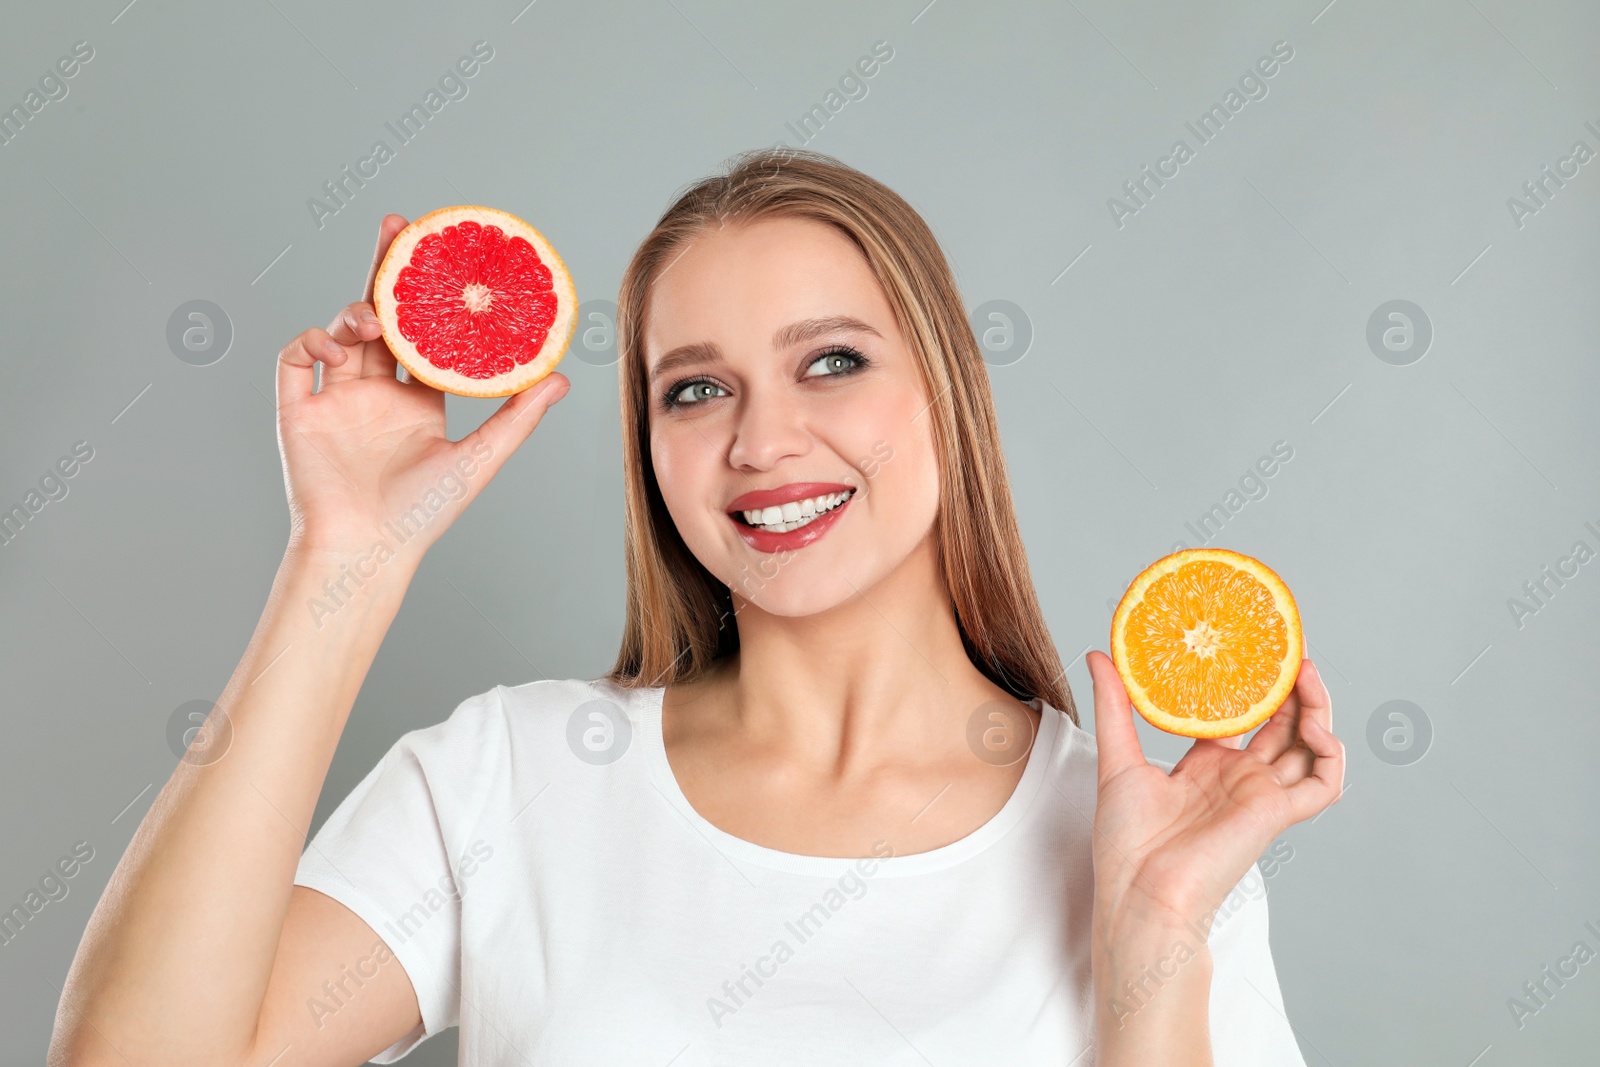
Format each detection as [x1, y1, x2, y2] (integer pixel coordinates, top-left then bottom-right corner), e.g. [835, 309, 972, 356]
[2, 0, 1597, 1063]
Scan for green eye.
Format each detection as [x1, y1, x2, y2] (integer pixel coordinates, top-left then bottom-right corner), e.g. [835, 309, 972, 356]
[660, 344, 871, 412]
[666, 379, 728, 407]
[805, 346, 867, 377]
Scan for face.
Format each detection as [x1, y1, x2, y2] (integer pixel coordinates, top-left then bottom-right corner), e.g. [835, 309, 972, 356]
[644, 215, 940, 618]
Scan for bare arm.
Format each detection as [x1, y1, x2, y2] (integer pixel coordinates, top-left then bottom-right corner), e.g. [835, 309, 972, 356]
[49, 214, 571, 1067]
[52, 546, 423, 1066]
[1091, 903, 1216, 1064]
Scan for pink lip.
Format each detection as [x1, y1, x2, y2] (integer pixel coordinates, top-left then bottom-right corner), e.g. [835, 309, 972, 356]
[726, 481, 854, 513]
[726, 482, 856, 556]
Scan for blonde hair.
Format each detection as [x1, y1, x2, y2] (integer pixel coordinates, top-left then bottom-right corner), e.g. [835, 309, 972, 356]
[604, 147, 1077, 725]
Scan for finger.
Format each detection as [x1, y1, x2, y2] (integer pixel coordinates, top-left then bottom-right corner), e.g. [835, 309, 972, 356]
[1271, 661, 1330, 779]
[358, 305, 399, 379]
[324, 301, 396, 382]
[361, 214, 408, 380]
[1246, 687, 1301, 763]
[327, 214, 409, 386]
[1307, 659, 1329, 724]
[1085, 650, 1147, 784]
[326, 301, 383, 347]
[453, 372, 571, 478]
[1287, 659, 1330, 738]
[277, 329, 347, 407]
[362, 213, 409, 303]
[1247, 656, 1321, 761]
[1281, 713, 1345, 824]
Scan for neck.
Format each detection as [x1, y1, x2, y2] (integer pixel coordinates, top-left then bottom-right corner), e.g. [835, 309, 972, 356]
[710, 532, 1008, 772]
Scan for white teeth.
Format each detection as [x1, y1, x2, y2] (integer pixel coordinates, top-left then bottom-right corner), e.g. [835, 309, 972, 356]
[740, 489, 853, 531]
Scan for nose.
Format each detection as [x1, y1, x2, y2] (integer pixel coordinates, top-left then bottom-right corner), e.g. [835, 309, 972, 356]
[724, 379, 812, 472]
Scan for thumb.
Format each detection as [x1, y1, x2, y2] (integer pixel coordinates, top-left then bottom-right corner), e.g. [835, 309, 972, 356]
[457, 372, 571, 473]
[1087, 650, 1146, 785]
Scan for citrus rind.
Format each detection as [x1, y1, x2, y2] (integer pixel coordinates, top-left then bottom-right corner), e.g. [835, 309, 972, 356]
[372, 205, 577, 399]
[1110, 547, 1303, 739]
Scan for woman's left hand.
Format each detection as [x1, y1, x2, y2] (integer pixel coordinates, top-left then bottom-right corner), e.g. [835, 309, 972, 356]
[1084, 649, 1345, 936]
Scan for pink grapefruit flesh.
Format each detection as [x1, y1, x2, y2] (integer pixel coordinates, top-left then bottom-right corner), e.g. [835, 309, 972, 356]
[372, 206, 577, 398]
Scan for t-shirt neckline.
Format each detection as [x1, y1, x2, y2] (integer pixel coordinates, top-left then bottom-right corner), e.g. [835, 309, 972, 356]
[637, 683, 1064, 878]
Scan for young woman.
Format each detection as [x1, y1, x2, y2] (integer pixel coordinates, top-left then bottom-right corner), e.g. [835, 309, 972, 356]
[53, 148, 1341, 1066]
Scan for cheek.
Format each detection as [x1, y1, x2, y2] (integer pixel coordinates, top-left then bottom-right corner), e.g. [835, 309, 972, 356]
[648, 425, 715, 530]
[855, 408, 939, 522]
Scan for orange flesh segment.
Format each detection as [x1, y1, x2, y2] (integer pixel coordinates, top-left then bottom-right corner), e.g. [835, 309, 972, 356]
[1111, 548, 1302, 738]
[1124, 561, 1287, 722]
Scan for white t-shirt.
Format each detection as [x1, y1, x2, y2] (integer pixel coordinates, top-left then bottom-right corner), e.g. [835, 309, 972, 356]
[293, 677, 1307, 1065]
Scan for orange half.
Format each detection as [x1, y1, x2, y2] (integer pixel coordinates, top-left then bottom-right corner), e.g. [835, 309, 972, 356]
[1110, 548, 1303, 738]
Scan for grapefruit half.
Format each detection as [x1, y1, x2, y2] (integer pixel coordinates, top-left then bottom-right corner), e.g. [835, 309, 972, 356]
[372, 205, 577, 398]
[1110, 548, 1303, 739]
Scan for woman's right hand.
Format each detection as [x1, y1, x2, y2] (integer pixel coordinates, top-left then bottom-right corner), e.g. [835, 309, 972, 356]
[275, 212, 570, 560]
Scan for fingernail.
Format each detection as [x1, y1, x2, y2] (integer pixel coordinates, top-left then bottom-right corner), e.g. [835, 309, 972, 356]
[359, 310, 378, 324]
[323, 339, 344, 362]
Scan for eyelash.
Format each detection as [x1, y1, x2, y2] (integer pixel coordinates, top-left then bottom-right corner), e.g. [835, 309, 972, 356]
[660, 345, 871, 411]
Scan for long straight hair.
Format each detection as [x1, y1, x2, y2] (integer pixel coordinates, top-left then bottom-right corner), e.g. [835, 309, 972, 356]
[604, 147, 1077, 725]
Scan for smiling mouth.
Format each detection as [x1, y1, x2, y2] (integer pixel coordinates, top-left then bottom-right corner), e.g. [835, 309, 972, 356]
[731, 488, 856, 533]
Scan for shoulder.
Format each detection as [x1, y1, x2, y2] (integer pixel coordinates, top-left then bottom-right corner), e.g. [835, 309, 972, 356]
[497, 675, 647, 715]
[1039, 706, 1122, 795]
[496, 675, 657, 738]
[1028, 706, 1100, 828]
[1045, 707, 1184, 781]
[396, 676, 650, 765]
[366, 677, 654, 819]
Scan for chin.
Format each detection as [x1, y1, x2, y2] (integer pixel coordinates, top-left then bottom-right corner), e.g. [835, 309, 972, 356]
[687, 504, 937, 618]
[719, 533, 923, 619]
[731, 575, 863, 618]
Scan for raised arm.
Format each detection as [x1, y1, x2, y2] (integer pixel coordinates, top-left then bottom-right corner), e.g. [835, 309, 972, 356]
[49, 214, 571, 1067]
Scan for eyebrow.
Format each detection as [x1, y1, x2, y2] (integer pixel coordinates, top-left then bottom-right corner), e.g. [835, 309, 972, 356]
[648, 315, 883, 382]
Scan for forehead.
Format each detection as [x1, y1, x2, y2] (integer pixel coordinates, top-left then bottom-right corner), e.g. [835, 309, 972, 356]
[642, 215, 888, 366]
